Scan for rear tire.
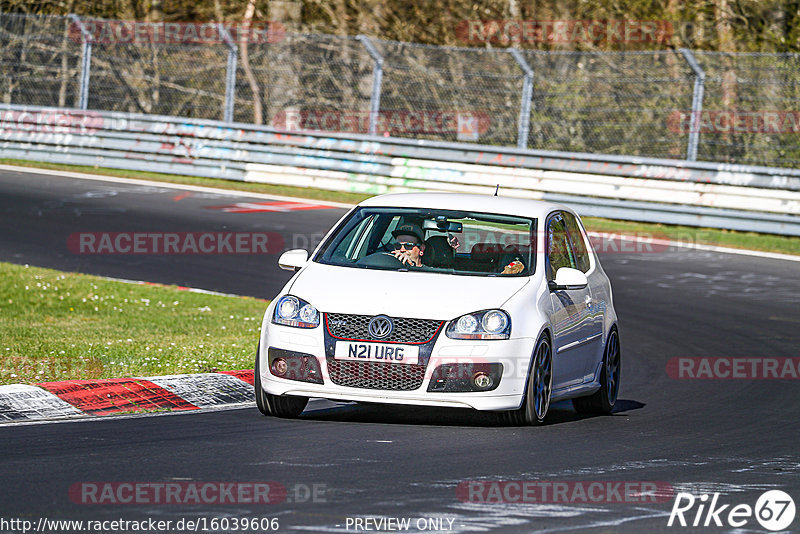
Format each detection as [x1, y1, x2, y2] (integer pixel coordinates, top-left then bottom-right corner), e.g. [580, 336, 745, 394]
[504, 333, 552, 426]
[254, 344, 308, 418]
[573, 328, 620, 415]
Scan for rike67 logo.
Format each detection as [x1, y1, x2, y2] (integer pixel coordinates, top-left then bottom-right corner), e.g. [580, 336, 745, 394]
[668, 490, 796, 531]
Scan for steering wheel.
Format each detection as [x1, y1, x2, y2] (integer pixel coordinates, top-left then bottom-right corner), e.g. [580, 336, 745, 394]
[356, 251, 405, 268]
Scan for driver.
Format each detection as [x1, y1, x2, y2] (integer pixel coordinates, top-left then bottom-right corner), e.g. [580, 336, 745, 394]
[388, 223, 426, 267]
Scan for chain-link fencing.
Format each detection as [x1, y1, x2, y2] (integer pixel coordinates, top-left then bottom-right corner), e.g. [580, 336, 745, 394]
[3, 13, 800, 169]
[0, 13, 82, 108]
[523, 50, 696, 160]
[693, 52, 800, 168]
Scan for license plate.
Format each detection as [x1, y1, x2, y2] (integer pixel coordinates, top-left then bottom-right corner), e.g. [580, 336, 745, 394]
[334, 341, 419, 365]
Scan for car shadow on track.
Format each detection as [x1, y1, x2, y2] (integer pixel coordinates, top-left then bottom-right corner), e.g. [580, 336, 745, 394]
[296, 399, 645, 427]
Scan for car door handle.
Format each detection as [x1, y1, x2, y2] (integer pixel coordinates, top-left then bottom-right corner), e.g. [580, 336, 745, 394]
[584, 295, 593, 307]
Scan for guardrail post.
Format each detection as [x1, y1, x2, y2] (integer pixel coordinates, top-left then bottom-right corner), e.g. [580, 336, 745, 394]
[218, 24, 238, 123]
[69, 14, 92, 110]
[509, 49, 534, 150]
[356, 35, 383, 136]
[679, 48, 706, 162]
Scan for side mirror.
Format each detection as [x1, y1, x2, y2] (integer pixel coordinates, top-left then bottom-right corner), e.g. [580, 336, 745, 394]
[548, 267, 588, 291]
[278, 249, 309, 272]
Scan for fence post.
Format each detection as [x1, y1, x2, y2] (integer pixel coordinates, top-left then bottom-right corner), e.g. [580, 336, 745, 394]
[509, 49, 534, 150]
[356, 35, 383, 136]
[679, 48, 705, 162]
[217, 24, 238, 123]
[68, 14, 92, 110]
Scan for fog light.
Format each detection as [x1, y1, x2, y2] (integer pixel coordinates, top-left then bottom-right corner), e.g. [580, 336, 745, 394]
[272, 358, 288, 376]
[473, 372, 493, 389]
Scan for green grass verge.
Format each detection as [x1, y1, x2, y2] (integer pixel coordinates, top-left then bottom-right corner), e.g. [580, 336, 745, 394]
[0, 262, 266, 386]
[2, 158, 798, 256]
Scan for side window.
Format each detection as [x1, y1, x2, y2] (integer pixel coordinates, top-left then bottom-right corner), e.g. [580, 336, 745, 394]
[378, 216, 402, 246]
[331, 214, 377, 261]
[546, 214, 576, 280]
[562, 212, 591, 273]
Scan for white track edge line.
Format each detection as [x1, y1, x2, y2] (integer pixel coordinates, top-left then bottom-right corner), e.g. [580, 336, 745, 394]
[4, 163, 797, 262]
[93, 274, 264, 299]
[587, 231, 800, 262]
[0, 163, 356, 208]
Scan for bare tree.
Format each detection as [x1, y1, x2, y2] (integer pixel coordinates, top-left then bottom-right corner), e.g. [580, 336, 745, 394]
[58, 0, 76, 107]
[715, 0, 737, 111]
[240, 0, 263, 124]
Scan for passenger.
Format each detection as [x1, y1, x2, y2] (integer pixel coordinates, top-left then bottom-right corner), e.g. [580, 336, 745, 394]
[388, 223, 426, 267]
[500, 245, 525, 274]
[501, 259, 524, 274]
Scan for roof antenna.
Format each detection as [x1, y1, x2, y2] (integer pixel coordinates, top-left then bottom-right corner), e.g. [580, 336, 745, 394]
[494, 184, 500, 196]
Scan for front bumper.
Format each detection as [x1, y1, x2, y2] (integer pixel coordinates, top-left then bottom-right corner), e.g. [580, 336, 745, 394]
[259, 321, 536, 411]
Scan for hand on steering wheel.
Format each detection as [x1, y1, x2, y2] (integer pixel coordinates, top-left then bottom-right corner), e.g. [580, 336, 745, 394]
[388, 249, 420, 267]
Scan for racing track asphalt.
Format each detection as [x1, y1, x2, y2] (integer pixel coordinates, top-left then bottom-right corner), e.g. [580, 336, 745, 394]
[0, 168, 799, 533]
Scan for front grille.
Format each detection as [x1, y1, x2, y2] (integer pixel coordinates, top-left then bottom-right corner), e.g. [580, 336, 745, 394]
[327, 359, 426, 390]
[326, 313, 442, 344]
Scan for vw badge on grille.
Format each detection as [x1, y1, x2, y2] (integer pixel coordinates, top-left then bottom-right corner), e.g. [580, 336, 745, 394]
[368, 315, 394, 339]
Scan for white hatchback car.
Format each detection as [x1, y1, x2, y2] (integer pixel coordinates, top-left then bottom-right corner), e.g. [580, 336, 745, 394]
[256, 192, 620, 425]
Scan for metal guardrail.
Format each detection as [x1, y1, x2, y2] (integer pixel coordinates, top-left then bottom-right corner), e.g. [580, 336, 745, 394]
[1, 103, 799, 236]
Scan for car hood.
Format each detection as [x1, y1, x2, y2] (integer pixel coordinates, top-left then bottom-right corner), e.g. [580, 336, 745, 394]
[287, 262, 529, 320]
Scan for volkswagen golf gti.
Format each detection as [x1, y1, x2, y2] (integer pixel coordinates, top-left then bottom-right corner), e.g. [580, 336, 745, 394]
[255, 192, 620, 425]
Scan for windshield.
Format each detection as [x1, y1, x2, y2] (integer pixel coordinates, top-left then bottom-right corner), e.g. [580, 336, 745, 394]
[315, 207, 536, 277]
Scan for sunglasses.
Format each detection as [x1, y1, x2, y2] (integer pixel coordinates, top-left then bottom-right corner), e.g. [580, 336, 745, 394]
[394, 241, 420, 251]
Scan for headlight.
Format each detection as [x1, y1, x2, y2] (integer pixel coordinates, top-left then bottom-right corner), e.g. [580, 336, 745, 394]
[446, 310, 511, 340]
[456, 314, 478, 333]
[482, 310, 508, 334]
[299, 304, 318, 324]
[272, 295, 320, 328]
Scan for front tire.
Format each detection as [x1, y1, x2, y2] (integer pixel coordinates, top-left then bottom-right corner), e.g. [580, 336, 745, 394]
[504, 333, 552, 426]
[254, 344, 308, 418]
[573, 327, 620, 415]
